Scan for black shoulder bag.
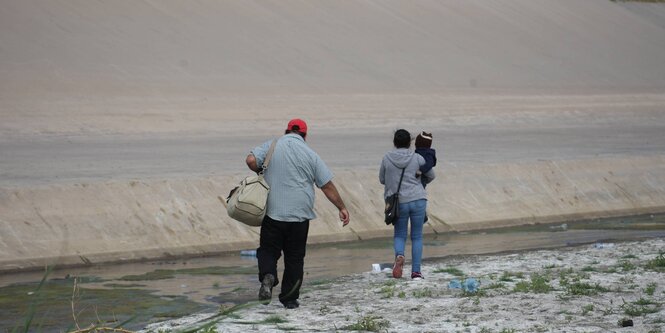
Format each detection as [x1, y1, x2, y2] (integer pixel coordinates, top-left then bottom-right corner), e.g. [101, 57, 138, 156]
[384, 167, 406, 225]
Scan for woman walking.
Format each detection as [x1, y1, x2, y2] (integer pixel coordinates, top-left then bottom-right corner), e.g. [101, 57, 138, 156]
[379, 129, 435, 279]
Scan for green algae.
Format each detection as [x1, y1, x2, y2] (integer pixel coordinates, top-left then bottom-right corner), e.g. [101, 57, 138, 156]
[119, 265, 257, 281]
[1, 277, 205, 332]
[478, 213, 665, 234]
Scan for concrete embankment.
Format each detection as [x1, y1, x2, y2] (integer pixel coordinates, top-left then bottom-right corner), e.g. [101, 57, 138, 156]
[3, 0, 665, 275]
[2, 155, 664, 272]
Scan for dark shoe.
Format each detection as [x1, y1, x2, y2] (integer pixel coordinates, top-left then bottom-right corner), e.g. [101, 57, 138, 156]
[283, 300, 300, 309]
[392, 255, 405, 278]
[259, 274, 275, 304]
[411, 271, 424, 280]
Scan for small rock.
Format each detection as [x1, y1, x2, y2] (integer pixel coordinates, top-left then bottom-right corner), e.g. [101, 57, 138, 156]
[618, 318, 633, 327]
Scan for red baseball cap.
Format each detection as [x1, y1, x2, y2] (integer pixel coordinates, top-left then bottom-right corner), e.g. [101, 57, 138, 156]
[286, 118, 307, 134]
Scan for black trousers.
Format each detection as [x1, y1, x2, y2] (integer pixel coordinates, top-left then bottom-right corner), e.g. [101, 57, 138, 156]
[257, 215, 310, 304]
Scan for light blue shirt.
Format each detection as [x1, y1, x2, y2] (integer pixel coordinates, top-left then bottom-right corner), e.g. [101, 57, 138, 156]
[251, 133, 334, 222]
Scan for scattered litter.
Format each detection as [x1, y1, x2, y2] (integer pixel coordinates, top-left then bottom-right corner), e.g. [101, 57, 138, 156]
[549, 223, 568, 231]
[463, 278, 479, 292]
[593, 242, 614, 249]
[448, 278, 480, 292]
[448, 279, 462, 289]
[370, 263, 393, 273]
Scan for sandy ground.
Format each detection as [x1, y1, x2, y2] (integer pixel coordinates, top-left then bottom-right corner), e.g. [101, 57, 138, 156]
[142, 238, 665, 333]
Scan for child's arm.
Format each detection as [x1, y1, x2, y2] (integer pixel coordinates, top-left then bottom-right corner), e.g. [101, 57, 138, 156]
[422, 168, 436, 185]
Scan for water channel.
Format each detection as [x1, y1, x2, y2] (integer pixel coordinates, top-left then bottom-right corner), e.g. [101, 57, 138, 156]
[2, 214, 664, 332]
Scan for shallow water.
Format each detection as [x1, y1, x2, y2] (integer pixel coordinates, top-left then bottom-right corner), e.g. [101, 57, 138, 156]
[2, 214, 664, 332]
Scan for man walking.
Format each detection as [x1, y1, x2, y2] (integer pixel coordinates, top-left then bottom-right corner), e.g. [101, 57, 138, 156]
[245, 118, 350, 309]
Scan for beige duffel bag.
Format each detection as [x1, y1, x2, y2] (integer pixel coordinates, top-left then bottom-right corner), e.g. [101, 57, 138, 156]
[226, 139, 277, 226]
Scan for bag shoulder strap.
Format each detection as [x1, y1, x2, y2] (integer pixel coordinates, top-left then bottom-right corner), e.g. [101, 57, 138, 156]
[395, 168, 406, 194]
[395, 154, 413, 194]
[260, 139, 278, 174]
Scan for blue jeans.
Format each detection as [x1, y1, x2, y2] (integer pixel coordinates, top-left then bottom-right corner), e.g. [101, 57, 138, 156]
[393, 199, 427, 273]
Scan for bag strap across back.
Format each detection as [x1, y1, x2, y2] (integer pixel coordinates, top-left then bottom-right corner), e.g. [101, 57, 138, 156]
[394, 154, 415, 196]
[395, 167, 406, 195]
[260, 139, 278, 175]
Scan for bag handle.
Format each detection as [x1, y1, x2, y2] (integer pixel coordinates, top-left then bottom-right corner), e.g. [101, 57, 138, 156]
[260, 139, 278, 175]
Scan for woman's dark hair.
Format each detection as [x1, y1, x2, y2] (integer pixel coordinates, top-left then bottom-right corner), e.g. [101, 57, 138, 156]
[393, 129, 411, 148]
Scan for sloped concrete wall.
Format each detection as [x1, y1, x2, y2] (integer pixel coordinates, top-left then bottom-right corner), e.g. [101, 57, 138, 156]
[2, 155, 665, 272]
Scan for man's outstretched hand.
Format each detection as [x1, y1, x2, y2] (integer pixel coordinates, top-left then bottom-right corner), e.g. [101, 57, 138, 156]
[339, 208, 350, 226]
